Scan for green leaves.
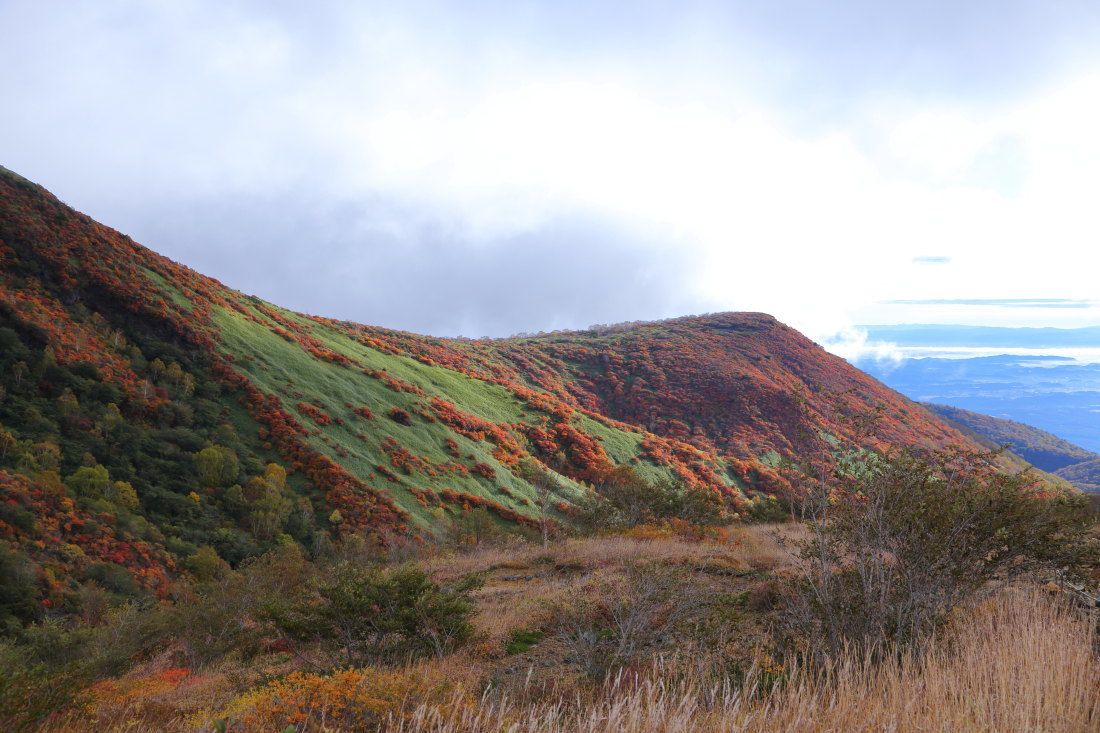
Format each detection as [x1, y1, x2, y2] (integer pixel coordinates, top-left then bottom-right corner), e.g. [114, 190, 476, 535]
[263, 562, 477, 668]
[788, 445, 1099, 658]
[192, 445, 239, 489]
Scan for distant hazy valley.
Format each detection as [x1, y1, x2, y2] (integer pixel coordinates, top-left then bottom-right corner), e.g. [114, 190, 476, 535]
[851, 324, 1100, 451]
[849, 323, 1100, 491]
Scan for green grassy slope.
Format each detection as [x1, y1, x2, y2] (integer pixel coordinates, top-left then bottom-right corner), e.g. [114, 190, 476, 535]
[0, 164, 1010, 620]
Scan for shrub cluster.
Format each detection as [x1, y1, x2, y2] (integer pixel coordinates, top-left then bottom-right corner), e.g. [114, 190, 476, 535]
[782, 446, 1098, 658]
[262, 562, 481, 668]
[574, 465, 729, 531]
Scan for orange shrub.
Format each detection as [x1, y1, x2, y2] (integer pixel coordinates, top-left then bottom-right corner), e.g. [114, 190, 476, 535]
[80, 667, 199, 727]
[208, 668, 470, 732]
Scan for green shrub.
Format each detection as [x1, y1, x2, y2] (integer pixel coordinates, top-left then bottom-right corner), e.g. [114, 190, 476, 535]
[0, 642, 87, 733]
[505, 629, 544, 654]
[263, 562, 480, 668]
[576, 468, 728, 531]
[743, 494, 790, 523]
[164, 543, 311, 667]
[83, 562, 139, 596]
[0, 544, 37, 634]
[785, 446, 1098, 658]
[0, 503, 35, 533]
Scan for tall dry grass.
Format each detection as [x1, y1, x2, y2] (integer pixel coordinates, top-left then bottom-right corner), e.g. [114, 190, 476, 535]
[37, 533, 1097, 732]
[422, 525, 801, 581]
[400, 588, 1098, 733]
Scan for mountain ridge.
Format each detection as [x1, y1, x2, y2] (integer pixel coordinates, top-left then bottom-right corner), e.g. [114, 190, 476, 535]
[921, 402, 1098, 473]
[0, 164, 1015, 610]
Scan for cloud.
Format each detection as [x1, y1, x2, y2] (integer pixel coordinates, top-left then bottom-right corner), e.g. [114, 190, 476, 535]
[111, 191, 700, 337]
[4, 1, 1100, 340]
[818, 326, 906, 372]
[883, 299, 1094, 309]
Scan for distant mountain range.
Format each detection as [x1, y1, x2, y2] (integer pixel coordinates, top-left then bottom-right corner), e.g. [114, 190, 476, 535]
[854, 349, 1100, 454]
[922, 402, 1097, 472]
[849, 322, 1100, 490]
[922, 403, 1100, 493]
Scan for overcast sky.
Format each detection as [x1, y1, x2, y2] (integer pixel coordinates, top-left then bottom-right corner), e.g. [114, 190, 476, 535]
[3, 1, 1100, 347]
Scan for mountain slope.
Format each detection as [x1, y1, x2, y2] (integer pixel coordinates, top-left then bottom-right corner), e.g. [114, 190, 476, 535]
[0, 164, 995, 613]
[922, 402, 1098, 473]
[1055, 458, 1100, 493]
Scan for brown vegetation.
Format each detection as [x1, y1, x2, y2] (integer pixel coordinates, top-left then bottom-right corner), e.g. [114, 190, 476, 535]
[21, 525, 1098, 733]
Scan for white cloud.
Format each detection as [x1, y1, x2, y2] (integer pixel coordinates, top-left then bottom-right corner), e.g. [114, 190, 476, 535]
[4, 1, 1100, 340]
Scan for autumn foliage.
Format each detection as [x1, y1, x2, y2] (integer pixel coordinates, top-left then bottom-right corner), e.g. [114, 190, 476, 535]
[0, 163, 1004, 632]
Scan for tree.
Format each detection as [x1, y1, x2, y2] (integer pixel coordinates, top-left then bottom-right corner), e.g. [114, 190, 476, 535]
[249, 489, 292, 540]
[576, 467, 728, 531]
[10, 361, 27, 390]
[65, 465, 110, 500]
[784, 446, 1097, 658]
[185, 546, 225, 582]
[106, 481, 138, 511]
[55, 388, 79, 418]
[445, 507, 500, 546]
[98, 403, 123, 437]
[242, 464, 292, 540]
[0, 429, 15, 461]
[193, 445, 239, 489]
[263, 563, 479, 668]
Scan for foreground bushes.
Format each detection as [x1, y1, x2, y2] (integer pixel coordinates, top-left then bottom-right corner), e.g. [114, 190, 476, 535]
[3, 445, 1097, 731]
[263, 562, 481, 668]
[13, 529, 1100, 732]
[784, 446, 1097, 657]
[575, 466, 730, 531]
[548, 561, 700, 679]
[389, 588, 1098, 733]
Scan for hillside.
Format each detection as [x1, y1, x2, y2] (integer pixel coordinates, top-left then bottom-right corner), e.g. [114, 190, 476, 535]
[1055, 458, 1100, 493]
[922, 402, 1098, 472]
[0, 164, 991, 612]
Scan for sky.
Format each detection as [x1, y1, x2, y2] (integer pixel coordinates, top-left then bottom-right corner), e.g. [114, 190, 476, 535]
[3, 0, 1100, 348]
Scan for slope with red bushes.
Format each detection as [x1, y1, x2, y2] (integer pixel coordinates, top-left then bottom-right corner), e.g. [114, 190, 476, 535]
[0, 164, 995, 614]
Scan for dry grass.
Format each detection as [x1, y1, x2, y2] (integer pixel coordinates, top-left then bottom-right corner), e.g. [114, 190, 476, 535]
[419, 540, 546, 580]
[425, 531, 777, 662]
[423, 526, 797, 581]
[725, 523, 806, 573]
[35, 530, 1098, 732]
[400, 588, 1098, 732]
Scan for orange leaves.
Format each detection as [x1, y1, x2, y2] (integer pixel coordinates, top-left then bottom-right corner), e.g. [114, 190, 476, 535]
[0, 470, 173, 599]
[364, 368, 427, 395]
[387, 407, 413, 426]
[380, 437, 431, 475]
[217, 360, 408, 534]
[471, 462, 496, 479]
[209, 668, 469, 732]
[438, 489, 538, 528]
[0, 280, 159, 406]
[429, 397, 524, 466]
[295, 402, 332, 426]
